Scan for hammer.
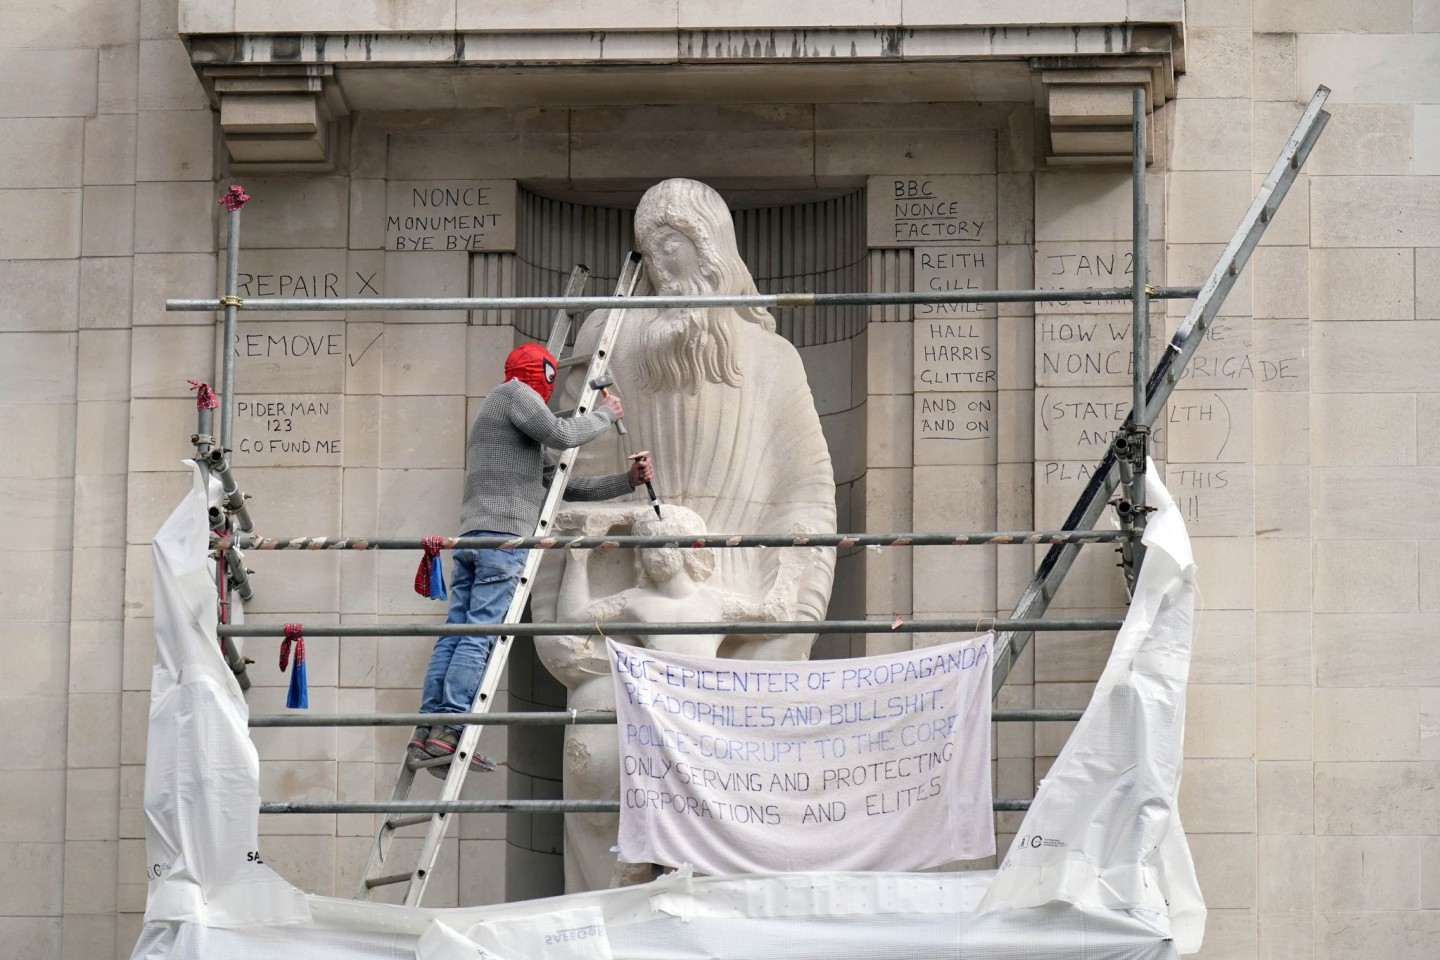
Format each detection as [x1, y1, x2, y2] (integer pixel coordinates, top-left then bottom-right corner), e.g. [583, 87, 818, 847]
[590, 375, 662, 518]
[589, 374, 627, 436]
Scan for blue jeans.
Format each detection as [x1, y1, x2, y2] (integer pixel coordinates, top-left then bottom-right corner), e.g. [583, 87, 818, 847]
[419, 531, 528, 732]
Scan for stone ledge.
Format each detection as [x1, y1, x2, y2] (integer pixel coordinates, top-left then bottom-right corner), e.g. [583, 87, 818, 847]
[1038, 55, 1177, 166]
[183, 24, 1182, 169]
[203, 65, 349, 173]
[185, 25, 1182, 68]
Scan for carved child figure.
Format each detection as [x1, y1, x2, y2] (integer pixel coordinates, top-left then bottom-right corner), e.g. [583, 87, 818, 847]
[560, 505, 799, 657]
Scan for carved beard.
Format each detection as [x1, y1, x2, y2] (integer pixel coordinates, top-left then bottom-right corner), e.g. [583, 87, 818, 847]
[637, 275, 742, 393]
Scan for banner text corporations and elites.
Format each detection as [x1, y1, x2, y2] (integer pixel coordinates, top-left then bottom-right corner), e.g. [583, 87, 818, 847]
[609, 635, 994, 874]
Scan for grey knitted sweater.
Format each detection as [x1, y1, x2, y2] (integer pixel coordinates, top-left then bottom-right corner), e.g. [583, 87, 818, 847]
[459, 379, 634, 537]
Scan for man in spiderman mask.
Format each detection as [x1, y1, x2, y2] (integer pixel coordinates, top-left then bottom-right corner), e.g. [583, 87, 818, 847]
[412, 342, 654, 776]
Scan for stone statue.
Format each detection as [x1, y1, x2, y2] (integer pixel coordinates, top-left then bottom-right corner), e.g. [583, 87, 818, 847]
[531, 177, 837, 891]
[539, 504, 821, 892]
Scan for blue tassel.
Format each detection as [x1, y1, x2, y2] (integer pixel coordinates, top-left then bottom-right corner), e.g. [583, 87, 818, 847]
[286, 656, 308, 709]
[417, 538, 448, 601]
[429, 554, 447, 601]
[281, 624, 309, 710]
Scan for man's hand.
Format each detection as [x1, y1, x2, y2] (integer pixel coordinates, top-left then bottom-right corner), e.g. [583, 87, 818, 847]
[627, 453, 655, 489]
[600, 394, 624, 419]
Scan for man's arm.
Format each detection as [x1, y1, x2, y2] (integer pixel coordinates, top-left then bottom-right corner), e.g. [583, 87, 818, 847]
[545, 451, 651, 501]
[507, 384, 617, 449]
[565, 473, 635, 502]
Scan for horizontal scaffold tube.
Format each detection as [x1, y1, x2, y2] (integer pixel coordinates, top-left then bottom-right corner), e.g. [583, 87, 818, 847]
[219, 530, 1137, 551]
[219, 618, 1122, 638]
[247, 708, 1084, 728]
[167, 286, 1202, 313]
[260, 798, 1034, 814]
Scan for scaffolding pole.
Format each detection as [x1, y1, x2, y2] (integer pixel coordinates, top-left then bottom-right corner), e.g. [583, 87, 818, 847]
[167, 286, 1201, 314]
[1120, 86, 1152, 582]
[219, 200, 242, 452]
[261, 798, 1035, 816]
[218, 617, 1123, 639]
[248, 708, 1085, 728]
[217, 530, 1137, 552]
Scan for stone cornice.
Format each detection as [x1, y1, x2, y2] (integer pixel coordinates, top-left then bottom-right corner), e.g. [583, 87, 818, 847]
[187, 25, 1181, 69]
[184, 23, 1183, 170]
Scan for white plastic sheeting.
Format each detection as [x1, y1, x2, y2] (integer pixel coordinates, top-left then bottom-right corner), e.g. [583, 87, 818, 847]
[138, 464, 308, 929]
[133, 462, 1202, 960]
[979, 469, 1205, 950]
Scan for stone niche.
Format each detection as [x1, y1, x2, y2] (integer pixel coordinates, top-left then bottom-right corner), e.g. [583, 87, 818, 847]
[497, 185, 871, 899]
[179, 8, 1184, 171]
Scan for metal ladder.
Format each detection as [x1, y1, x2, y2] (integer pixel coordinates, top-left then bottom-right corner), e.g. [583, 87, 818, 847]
[355, 252, 646, 905]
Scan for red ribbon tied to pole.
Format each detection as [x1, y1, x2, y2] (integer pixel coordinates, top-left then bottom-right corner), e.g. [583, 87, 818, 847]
[218, 185, 250, 211]
[279, 623, 308, 709]
[187, 380, 219, 410]
[279, 623, 303, 670]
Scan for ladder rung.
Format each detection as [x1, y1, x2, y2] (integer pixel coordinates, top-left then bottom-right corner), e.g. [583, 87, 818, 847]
[558, 353, 592, 368]
[385, 814, 434, 830]
[365, 872, 414, 889]
[406, 754, 454, 771]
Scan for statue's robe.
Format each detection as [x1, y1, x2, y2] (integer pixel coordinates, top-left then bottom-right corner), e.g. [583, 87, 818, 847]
[532, 305, 837, 661]
[528, 304, 836, 891]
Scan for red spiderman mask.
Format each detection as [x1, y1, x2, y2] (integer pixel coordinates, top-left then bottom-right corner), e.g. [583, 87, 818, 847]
[504, 343, 559, 402]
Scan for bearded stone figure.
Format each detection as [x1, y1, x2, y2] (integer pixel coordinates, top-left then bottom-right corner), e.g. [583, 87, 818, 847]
[530, 178, 838, 892]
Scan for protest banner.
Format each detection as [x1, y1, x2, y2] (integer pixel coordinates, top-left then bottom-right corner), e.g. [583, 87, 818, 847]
[608, 634, 994, 874]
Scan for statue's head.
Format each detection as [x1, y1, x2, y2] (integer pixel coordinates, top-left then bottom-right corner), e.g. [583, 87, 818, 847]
[635, 180, 749, 302]
[632, 179, 776, 392]
[632, 504, 715, 586]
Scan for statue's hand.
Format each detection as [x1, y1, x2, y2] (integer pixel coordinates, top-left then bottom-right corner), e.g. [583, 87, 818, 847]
[719, 590, 796, 646]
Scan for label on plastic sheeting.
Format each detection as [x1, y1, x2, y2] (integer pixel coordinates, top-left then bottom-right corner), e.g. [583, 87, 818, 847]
[418, 921, 510, 960]
[610, 635, 995, 875]
[476, 907, 613, 960]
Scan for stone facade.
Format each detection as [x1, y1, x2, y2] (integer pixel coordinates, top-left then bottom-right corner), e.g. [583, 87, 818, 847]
[2, 2, 1439, 958]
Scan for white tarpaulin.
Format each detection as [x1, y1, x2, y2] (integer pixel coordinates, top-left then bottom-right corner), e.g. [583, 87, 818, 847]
[139, 462, 310, 929]
[133, 461, 1201, 960]
[978, 469, 1206, 951]
[609, 635, 993, 873]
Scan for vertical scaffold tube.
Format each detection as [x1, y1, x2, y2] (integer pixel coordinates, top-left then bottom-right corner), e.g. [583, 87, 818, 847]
[1128, 88, 1150, 525]
[219, 197, 243, 453]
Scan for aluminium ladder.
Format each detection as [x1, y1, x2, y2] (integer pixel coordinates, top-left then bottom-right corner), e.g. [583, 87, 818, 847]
[355, 253, 646, 904]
